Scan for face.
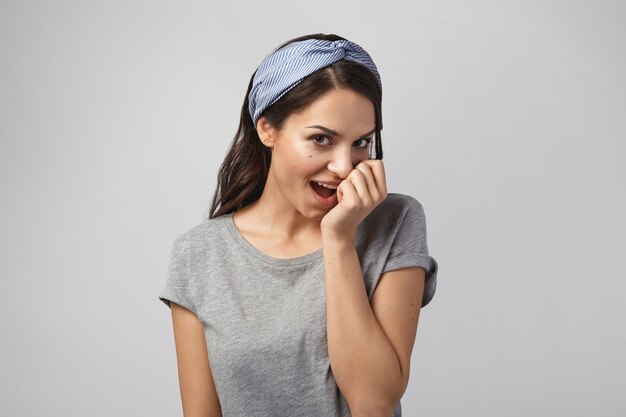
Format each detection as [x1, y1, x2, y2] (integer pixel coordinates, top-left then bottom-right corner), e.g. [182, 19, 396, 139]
[258, 88, 376, 219]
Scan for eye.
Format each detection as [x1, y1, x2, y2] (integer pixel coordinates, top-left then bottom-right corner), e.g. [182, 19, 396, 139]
[311, 135, 331, 145]
[354, 137, 373, 148]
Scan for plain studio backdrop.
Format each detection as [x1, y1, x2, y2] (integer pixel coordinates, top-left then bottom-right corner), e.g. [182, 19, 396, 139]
[1, 0, 624, 416]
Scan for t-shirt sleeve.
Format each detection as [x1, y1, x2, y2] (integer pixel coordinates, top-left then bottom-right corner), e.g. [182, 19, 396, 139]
[158, 236, 197, 314]
[381, 197, 438, 307]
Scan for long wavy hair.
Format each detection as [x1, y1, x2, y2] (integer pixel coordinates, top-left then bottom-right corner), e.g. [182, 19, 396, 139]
[207, 33, 383, 219]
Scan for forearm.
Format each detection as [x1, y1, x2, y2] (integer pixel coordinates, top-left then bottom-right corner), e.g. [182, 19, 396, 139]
[323, 235, 403, 416]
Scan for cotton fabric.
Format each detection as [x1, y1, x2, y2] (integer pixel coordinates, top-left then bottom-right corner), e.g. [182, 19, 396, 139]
[248, 38, 382, 126]
[158, 193, 438, 417]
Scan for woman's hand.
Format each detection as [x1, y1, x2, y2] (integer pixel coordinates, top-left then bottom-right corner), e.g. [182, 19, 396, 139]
[320, 159, 388, 241]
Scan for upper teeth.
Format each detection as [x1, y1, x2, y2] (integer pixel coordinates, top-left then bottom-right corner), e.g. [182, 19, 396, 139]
[317, 181, 337, 190]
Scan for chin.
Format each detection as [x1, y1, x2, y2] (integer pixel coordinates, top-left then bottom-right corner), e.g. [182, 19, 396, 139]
[303, 206, 329, 220]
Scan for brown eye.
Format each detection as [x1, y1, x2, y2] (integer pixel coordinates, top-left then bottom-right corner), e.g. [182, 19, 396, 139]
[354, 137, 373, 148]
[311, 135, 331, 145]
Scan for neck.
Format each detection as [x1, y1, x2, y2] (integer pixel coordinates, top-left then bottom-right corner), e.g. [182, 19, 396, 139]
[239, 175, 323, 242]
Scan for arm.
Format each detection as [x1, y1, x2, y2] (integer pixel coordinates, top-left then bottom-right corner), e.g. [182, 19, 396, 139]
[321, 160, 427, 416]
[170, 302, 223, 417]
[323, 237, 426, 417]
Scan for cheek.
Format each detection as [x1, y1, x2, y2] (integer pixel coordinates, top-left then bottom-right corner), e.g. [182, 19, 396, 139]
[281, 143, 326, 175]
[292, 159, 324, 179]
[298, 149, 327, 175]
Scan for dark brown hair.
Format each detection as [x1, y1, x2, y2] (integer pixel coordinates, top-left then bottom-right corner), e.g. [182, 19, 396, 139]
[207, 33, 383, 219]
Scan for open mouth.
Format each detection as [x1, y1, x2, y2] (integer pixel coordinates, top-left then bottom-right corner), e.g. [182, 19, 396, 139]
[310, 181, 338, 205]
[310, 181, 337, 198]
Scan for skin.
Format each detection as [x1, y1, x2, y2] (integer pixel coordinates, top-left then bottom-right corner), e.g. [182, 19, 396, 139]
[170, 302, 223, 417]
[233, 87, 377, 256]
[170, 87, 426, 417]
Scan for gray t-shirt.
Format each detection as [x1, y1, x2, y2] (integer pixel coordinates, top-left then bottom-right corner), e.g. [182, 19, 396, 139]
[158, 193, 438, 417]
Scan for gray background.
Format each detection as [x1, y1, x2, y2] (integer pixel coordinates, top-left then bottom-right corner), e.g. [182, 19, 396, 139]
[1, 0, 624, 416]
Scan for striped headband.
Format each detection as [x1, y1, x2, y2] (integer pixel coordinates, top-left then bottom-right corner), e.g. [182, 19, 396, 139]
[248, 38, 382, 126]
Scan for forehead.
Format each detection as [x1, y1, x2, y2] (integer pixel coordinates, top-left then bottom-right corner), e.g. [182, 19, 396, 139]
[286, 88, 375, 133]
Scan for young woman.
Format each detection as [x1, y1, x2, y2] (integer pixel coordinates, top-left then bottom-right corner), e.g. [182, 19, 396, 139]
[159, 33, 438, 417]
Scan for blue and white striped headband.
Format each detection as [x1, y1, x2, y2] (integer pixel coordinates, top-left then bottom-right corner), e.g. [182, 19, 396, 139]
[248, 38, 382, 126]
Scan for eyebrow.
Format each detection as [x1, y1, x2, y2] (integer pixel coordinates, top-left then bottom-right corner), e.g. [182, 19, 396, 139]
[306, 125, 376, 138]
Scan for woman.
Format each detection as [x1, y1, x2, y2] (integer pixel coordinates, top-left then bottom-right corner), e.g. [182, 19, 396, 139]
[159, 33, 438, 417]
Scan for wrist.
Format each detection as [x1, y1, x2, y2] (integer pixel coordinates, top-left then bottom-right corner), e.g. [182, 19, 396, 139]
[321, 229, 356, 247]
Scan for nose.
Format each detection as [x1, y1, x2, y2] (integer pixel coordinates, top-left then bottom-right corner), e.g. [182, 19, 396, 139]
[327, 146, 357, 179]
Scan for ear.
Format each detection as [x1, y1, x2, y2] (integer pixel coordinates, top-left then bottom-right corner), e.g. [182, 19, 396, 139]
[256, 116, 277, 148]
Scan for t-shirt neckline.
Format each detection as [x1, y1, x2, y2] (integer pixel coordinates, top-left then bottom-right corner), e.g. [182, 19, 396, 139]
[222, 213, 324, 266]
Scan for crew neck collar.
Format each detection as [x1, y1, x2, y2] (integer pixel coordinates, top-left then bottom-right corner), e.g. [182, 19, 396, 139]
[222, 213, 323, 266]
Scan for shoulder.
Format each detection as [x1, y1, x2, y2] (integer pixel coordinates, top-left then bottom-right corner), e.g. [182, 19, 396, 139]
[356, 193, 426, 246]
[355, 193, 432, 300]
[363, 193, 425, 227]
[171, 215, 229, 251]
[379, 192, 423, 212]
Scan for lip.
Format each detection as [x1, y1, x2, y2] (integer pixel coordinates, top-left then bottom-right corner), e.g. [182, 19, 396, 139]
[310, 181, 338, 206]
[312, 179, 341, 188]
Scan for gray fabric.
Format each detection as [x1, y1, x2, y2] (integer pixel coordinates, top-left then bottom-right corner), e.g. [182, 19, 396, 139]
[158, 193, 438, 417]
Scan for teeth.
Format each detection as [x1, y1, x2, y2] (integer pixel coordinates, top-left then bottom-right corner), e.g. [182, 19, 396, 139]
[317, 181, 337, 190]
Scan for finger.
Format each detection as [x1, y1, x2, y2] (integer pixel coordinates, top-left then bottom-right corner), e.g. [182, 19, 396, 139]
[362, 159, 387, 197]
[355, 163, 381, 201]
[337, 177, 359, 205]
[346, 169, 372, 205]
